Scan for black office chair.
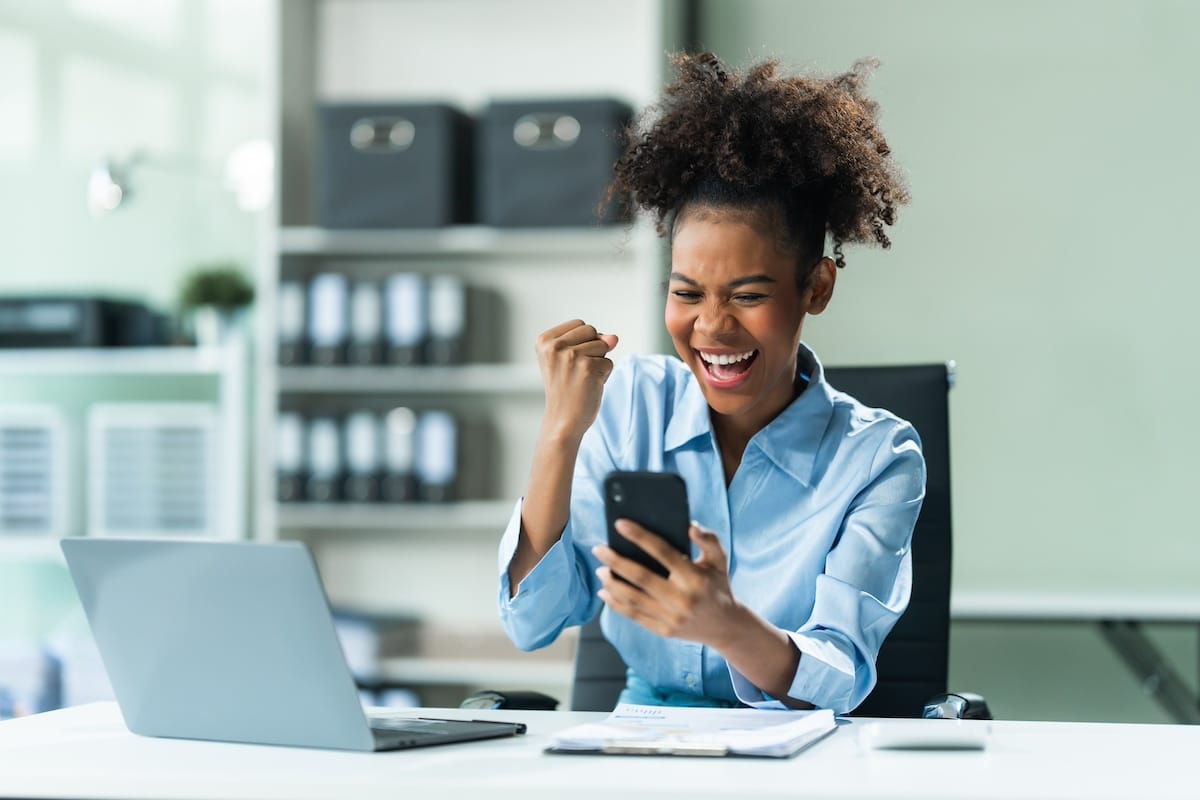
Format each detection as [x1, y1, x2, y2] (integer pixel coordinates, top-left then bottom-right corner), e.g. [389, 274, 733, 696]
[470, 363, 990, 719]
[828, 363, 956, 718]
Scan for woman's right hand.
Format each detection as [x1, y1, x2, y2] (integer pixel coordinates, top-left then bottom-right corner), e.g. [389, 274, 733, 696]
[509, 321, 617, 591]
[535, 319, 619, 442]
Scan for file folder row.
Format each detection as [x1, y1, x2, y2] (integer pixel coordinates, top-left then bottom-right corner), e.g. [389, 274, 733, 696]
[276, 409, 457, 503]
[278, 272, 468, 366]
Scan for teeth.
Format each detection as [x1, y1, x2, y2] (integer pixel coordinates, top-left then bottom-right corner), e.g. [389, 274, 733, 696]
[699, 350, 756, 366]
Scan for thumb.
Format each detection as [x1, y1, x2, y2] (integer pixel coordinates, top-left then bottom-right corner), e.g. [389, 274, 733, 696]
[598, 333, 619, 352]
[689, 522, 727, 569]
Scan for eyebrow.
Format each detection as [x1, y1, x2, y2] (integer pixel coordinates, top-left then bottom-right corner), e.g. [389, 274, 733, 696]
[668, 272, 778, 289]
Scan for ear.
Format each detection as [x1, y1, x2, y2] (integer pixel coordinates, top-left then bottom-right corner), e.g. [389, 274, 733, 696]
[805, 257, 837, 315]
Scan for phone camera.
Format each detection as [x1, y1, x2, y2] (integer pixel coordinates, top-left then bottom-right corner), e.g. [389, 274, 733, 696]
[610, 483, 624, 504]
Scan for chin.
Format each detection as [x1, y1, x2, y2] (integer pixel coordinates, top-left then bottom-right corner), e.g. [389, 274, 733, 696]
[702, 394, 754, 419]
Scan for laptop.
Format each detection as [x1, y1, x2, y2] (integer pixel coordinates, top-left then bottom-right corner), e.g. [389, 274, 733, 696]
[60, 537, 526, 752]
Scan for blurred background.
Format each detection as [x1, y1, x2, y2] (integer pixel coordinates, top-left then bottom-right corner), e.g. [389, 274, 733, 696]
[1, 0, 1196, 723]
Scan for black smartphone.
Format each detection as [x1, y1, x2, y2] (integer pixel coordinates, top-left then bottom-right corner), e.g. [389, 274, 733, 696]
[603, 470, 691, 583]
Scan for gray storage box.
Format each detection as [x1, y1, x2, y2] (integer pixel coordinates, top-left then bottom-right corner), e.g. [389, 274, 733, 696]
[316, 103, 473, 228]
[478, 98, 631, 227]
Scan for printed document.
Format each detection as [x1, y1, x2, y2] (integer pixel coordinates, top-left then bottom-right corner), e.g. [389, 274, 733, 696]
[547, 703, 837, 758]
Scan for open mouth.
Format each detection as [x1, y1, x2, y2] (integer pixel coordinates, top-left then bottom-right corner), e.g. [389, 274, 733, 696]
[696, 348, 758, 384]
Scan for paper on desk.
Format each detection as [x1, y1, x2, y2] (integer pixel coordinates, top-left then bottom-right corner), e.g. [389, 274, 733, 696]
[549, 703, 837, 758]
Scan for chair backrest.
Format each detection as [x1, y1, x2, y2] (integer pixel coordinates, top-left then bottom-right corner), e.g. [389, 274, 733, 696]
[570, 616, 631, 712]
[569, 363, 954, 716]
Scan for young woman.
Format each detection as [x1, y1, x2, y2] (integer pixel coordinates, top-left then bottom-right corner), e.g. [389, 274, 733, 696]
[497, 52, 922, 713]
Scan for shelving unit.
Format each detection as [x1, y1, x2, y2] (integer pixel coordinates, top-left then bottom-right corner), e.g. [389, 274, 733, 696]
[0, 341, 249, 558]
[266, 218, 664, 529]
[276, 363, 543, 395]
[277, 499, 514, 535]
[278, 225, 646, 258]
[258, 0, 686, 700]
[0, 347, 233, 376]
[260, 0, 681, 543]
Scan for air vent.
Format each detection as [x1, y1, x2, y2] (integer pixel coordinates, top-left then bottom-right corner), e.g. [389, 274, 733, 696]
[88, 403, 218, 537]
[0, 406, 66, 537]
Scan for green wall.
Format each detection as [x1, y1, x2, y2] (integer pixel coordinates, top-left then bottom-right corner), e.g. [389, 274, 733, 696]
[699, 0, 1200, 596]
[698, 0, 1199, 721]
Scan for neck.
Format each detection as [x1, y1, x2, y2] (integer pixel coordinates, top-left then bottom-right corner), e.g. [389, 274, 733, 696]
[710, 411, 757, 461]
[710, 380, 804, 479]
[711, 414, 751, 486]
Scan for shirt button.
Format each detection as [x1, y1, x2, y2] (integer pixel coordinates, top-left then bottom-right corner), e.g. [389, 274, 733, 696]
[686, 674, 698, 688]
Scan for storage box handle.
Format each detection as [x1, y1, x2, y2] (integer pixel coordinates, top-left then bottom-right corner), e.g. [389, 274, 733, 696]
[349, 117, 416, 152]
[513, 113, 580, 150]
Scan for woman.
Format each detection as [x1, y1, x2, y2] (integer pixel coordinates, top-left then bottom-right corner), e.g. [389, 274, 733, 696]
[497, 52, 923, 714]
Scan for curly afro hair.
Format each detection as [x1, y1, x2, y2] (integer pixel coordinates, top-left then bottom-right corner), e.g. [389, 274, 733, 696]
[608, 52, 909, 282]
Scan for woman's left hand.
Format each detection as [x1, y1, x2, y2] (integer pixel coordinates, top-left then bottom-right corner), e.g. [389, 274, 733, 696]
[592, 520, 742, 648]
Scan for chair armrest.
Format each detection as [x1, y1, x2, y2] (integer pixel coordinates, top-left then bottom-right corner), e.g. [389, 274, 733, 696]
[922, 691, 992, 720]
[460, 689, 560, 711]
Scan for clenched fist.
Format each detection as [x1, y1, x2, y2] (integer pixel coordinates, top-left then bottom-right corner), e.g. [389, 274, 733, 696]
[535, 319, 619, 442]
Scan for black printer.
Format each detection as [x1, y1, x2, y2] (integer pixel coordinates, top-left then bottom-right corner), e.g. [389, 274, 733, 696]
[0, 296, 168, 348]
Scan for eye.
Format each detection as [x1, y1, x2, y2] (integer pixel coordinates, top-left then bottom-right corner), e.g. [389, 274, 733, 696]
[670, 290, 702, 302]
[733, 293, 767, 304]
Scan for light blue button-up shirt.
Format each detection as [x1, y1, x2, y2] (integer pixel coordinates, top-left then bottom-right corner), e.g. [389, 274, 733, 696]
[497, 344, 924, 714]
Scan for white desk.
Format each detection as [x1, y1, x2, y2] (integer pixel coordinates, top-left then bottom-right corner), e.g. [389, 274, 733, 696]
[0, 703, 1196, 800]
[954, 590, 1200, 724]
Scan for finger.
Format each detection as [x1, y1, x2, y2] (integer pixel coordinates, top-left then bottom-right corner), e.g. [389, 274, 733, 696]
[592, 543, 670, 594]
[556, 323, 601, 347]
[689, 523, 728, 568]
[579, 331, 617, 352]
[597, 559, 692, 637]
[570, 338, 617, 357]
[595, 565, 644, 598]
[615, 519, 692, 571]
[598, 358, 616, 383]
[600, 593, 679, 639]
[598, 580, 679, 636]
[540, 319, 586, 340]
[596, 565, 657, 606]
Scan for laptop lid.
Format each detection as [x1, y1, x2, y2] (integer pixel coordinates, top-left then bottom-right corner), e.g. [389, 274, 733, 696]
[61, 537, 378, 751]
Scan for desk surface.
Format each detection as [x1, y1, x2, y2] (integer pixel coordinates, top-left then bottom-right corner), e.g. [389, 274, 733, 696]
[0, 703, 1196, 800]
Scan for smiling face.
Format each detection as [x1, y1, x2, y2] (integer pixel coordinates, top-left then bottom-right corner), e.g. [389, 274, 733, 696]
[665, 205, 835, 439]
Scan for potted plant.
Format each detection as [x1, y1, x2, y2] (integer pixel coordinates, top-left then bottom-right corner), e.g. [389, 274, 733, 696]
[178, 262, 255, 347]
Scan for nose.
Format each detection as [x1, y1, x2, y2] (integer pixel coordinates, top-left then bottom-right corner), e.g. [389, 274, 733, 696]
[694, 299, 738, 339]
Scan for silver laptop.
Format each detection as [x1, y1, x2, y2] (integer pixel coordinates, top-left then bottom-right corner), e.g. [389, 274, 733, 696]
[60, 537, 525, 752]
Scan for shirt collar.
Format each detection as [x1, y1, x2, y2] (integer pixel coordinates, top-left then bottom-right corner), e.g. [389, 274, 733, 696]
[663, 369, 712, 451]
[663, 343, 835, 487]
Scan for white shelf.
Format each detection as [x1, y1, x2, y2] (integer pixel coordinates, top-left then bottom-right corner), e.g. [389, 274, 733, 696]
[277, 364, 543, 394]
[277, 500, 515, 533]
[0, 347, 229, 376]
[0, 536, 64, 560]
[278, 225, 643, 258]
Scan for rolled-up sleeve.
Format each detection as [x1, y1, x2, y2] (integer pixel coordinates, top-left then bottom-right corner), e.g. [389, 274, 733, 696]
[730, 421, 925, 713]
[497, 497, 602, 651]
[496, 362, 637, 651]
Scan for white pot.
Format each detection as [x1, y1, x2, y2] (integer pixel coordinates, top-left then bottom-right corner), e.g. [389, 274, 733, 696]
[192, 306, 237, 348]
